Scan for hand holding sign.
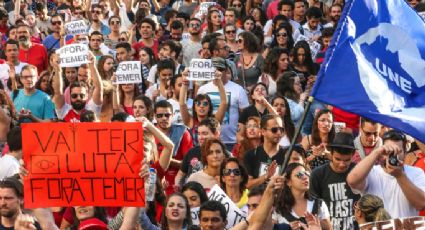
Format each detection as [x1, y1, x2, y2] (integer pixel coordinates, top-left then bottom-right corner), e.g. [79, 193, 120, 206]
[188, 59, 216, 81]
[65, 20, 88, 36]
[56, 43, 89, 67]
[114, 61, 143, 85]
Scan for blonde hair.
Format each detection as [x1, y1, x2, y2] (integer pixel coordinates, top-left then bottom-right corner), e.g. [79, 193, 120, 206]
[358, 194, 391, 222]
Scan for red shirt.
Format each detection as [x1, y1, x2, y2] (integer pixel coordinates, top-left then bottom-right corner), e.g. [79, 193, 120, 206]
[132, 40, 159, 60]
[19, 43, 48, 74]
[155, 129, 193, 195]
[332, 107, 360, 132]
[413, 152, 425, 216]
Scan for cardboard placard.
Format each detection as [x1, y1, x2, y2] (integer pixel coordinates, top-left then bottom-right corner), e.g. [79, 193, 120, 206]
[359, 216, 425, 230]
[207, 185, 247, 229]
[22, 122, 144, 208]
[188, 59, 216, 81]
[56, 44, 89, 67]
[114, 61, 143, 84]
[191, 207, 200, 225]
[65, 20, 88, 36]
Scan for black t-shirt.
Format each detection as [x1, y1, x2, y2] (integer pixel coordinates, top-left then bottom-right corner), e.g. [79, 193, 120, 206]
[180, 146, 203, 176]
[238, 105, 269, 124]
[243, 145, 286, 178]
[309, 163, 361, 230]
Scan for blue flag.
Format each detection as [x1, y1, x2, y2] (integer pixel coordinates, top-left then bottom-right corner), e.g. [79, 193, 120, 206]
[312, 0, 425, 142]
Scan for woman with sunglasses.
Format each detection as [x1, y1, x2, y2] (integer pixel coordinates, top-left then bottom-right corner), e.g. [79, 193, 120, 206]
[219, 158, 249, 208]
[187, 138, 227, 190]
[275, 163, 331, 229]
[264, 24, 294, 57]
[224, 23, 239, 53]
[232, 116, 262, 161]
[179, 69, 227, 146]
[301, 109, 335, 170]
[353, 194, 391, 227]
[105, 16, 121, 49]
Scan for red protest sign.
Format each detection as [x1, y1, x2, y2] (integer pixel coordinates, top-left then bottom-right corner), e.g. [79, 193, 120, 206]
[22, 122, 144, 208]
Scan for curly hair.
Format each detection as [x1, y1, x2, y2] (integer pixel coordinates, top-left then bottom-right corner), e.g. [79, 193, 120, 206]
[219, 158, 248, 194]
[238, 31, 260, 53]
[263, 47, 289, 80]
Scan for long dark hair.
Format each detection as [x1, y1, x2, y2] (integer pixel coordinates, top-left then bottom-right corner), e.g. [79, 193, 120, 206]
[70, 207, 107, 230]
[97, 55, 114, 80]
[35, 71, 54, 96]
[292, 40, 317, 75]
[133, 95, 154, 121]
[140, 47, 157, 68]
[160, 193, 193, 230]
[193, 94, 213, 122]
[263, 48, 289, 80]
[270, 23, 294, 51]
[219, 158, 248, 194]
[271, 95, 295, 141]
[276, 71, 300, 102]
[181, 181, 209, 205]
[207, 9, 222, 34]
[275, 163, 311, 217]
[311, 109, 335, 146]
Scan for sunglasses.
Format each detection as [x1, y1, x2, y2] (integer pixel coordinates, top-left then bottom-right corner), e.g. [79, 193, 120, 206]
[92, 10, 101, 14]
[361, 127, 379, 137]
[223, 168, 241, 176]
[236, 39, 243, 43]
[74, 11, 84, 15]
[233, 3, 242, 7]
[110, 21, 120, 25]
[190, 23, 200, 28]
[196, 101, 209, 107]
[225, 30, 236, 34]
[266, 127, 284, 133]
[71, 93, 86, 99]
[51, 21, 62, 25]
[276, 33, 287, 37]
[295, 171, 310, 179]
[118, 38, 126, 42]
[156, 113, 172, 118]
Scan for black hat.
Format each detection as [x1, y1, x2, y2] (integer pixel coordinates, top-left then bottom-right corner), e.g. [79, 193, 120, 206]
[328, 132, 356, 150]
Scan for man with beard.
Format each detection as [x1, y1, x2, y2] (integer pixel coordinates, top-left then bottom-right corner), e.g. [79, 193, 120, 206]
[17, 24, 48, 74]
[324, 4, 342, 28]
[181, 18, 202, 67]
[42, 14, 72, 50]
[309, 132, 361, 230]
[88, 4, 111, 35]
[0, 40, 27, 92]
[52, 52, 103, 123]
[153, 100, 192, 195]
[243, 115, 286, 189]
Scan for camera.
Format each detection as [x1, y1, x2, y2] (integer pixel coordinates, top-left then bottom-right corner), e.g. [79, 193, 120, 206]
[388, 153, 399, 166]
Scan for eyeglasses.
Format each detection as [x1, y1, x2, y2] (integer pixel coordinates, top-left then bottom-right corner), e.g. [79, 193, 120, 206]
[156, 113, 172, 118]
[232, 3, 242, 7]
[294, 171, 310, 179]
[196, 101, 209, 107]
[74, 11, 84, 15]
[51, 21, 62, 25]
[110, 21, 120, 25]
[189, 23, 200, 28]
[276, 33, 287, 37]
[71, 93, 86, 99]
[361, 127, 379, 137]
[225, 30, 236, 34]
[92, 10, 101, 14]
[265, 127, 284, 133]
[118, 38, 126, 42]
[223, 168, 241, 176]
[236, 39, 243, 43]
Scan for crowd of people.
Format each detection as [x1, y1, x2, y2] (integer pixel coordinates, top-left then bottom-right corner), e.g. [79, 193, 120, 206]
[0, 0, 425, 229]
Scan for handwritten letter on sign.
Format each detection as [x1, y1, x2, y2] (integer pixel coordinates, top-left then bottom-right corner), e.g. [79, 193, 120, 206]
[22, 122, 144, 208]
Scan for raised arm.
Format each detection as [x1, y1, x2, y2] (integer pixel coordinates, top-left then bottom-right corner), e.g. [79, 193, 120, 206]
[179, 69, 193, 128]
[213, 71, 228, 123]
[88, 52, 103, 105]
[51, 55, 65, 110]
[9, 64, 18, 91]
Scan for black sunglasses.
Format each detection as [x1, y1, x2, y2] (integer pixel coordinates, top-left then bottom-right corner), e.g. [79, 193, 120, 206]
[196, 101, 209, 107]
[223, 168, 241, 176]
[71, 93, 86, 99]
[156, 113, 172, 118]
[266, 127, 285, 133]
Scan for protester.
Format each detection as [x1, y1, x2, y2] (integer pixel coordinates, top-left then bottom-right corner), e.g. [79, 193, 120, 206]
[354, 194, 391, 226]
[219, 158, 249, 208]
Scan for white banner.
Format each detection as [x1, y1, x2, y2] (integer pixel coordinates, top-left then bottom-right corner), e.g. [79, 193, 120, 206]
[207, 185, 247, 229]
[56, 44, 89, 67]
[188, 59, 216, 81]
[114, 61, 142, 84]
[359, 216, 425, 230]
[65, 20, 88, 35]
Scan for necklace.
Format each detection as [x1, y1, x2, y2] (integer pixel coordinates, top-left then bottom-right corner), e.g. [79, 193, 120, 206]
[242, 54, 254, 67]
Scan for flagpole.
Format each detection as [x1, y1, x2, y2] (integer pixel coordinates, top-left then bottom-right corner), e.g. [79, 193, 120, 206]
[279, 96, 314, 175]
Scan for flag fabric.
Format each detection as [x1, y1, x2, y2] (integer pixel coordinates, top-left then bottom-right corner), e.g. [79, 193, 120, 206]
[312, 0, 425, 143]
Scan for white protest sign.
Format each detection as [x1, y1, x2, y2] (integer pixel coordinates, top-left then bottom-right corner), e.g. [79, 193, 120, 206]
[208, 185, 247, 229]
[199, 2, 217, 15]
[114, 61, 142, 84]
[0, 64, 9, 91]
[333, 122, 346, 133]
[310, 41, 321, 59]
[65, 20, 88, 35]
[359, 216, 425, 230]
[188, 59, 216, 81]
[56, 43, 89, 67]
[191, 207, 200, 226]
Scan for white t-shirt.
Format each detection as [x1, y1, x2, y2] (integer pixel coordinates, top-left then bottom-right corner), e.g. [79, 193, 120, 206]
[197, 80, 249, 144]
[147, 63, 183, 84]
[0, 154, 20, 180]
[167, 98, 193, 125]
[56, 99, 102, 122]
[274, 199, 330, 224]
[359, 165, 425, 218]
[0, 62, 28, 92]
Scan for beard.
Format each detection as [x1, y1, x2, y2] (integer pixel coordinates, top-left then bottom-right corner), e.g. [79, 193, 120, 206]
[72, 100, 86, 111]
[18, 36, 30, 46]
[0, 208, 17, 218]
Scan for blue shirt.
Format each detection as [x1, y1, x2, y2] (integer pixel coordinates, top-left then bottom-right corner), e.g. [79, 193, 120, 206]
[42, 34, 73, 51]
[12, 89, 56, 121]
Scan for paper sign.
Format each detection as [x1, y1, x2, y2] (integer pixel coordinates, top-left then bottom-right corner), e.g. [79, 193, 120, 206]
[56, 43, 89, 67]
[359, 216, 425, 230]
[334, 122, 346, 133]
[65, 20, 88, 35]
[191, 207, 200, 225]
[0, 64, 9, 91]
[22, 122, 144, 208]
[188, 59, 216, 81]
[199, 2, 217, 15]
[208, 185, 247, 229]
[114, 61, 143, 84]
